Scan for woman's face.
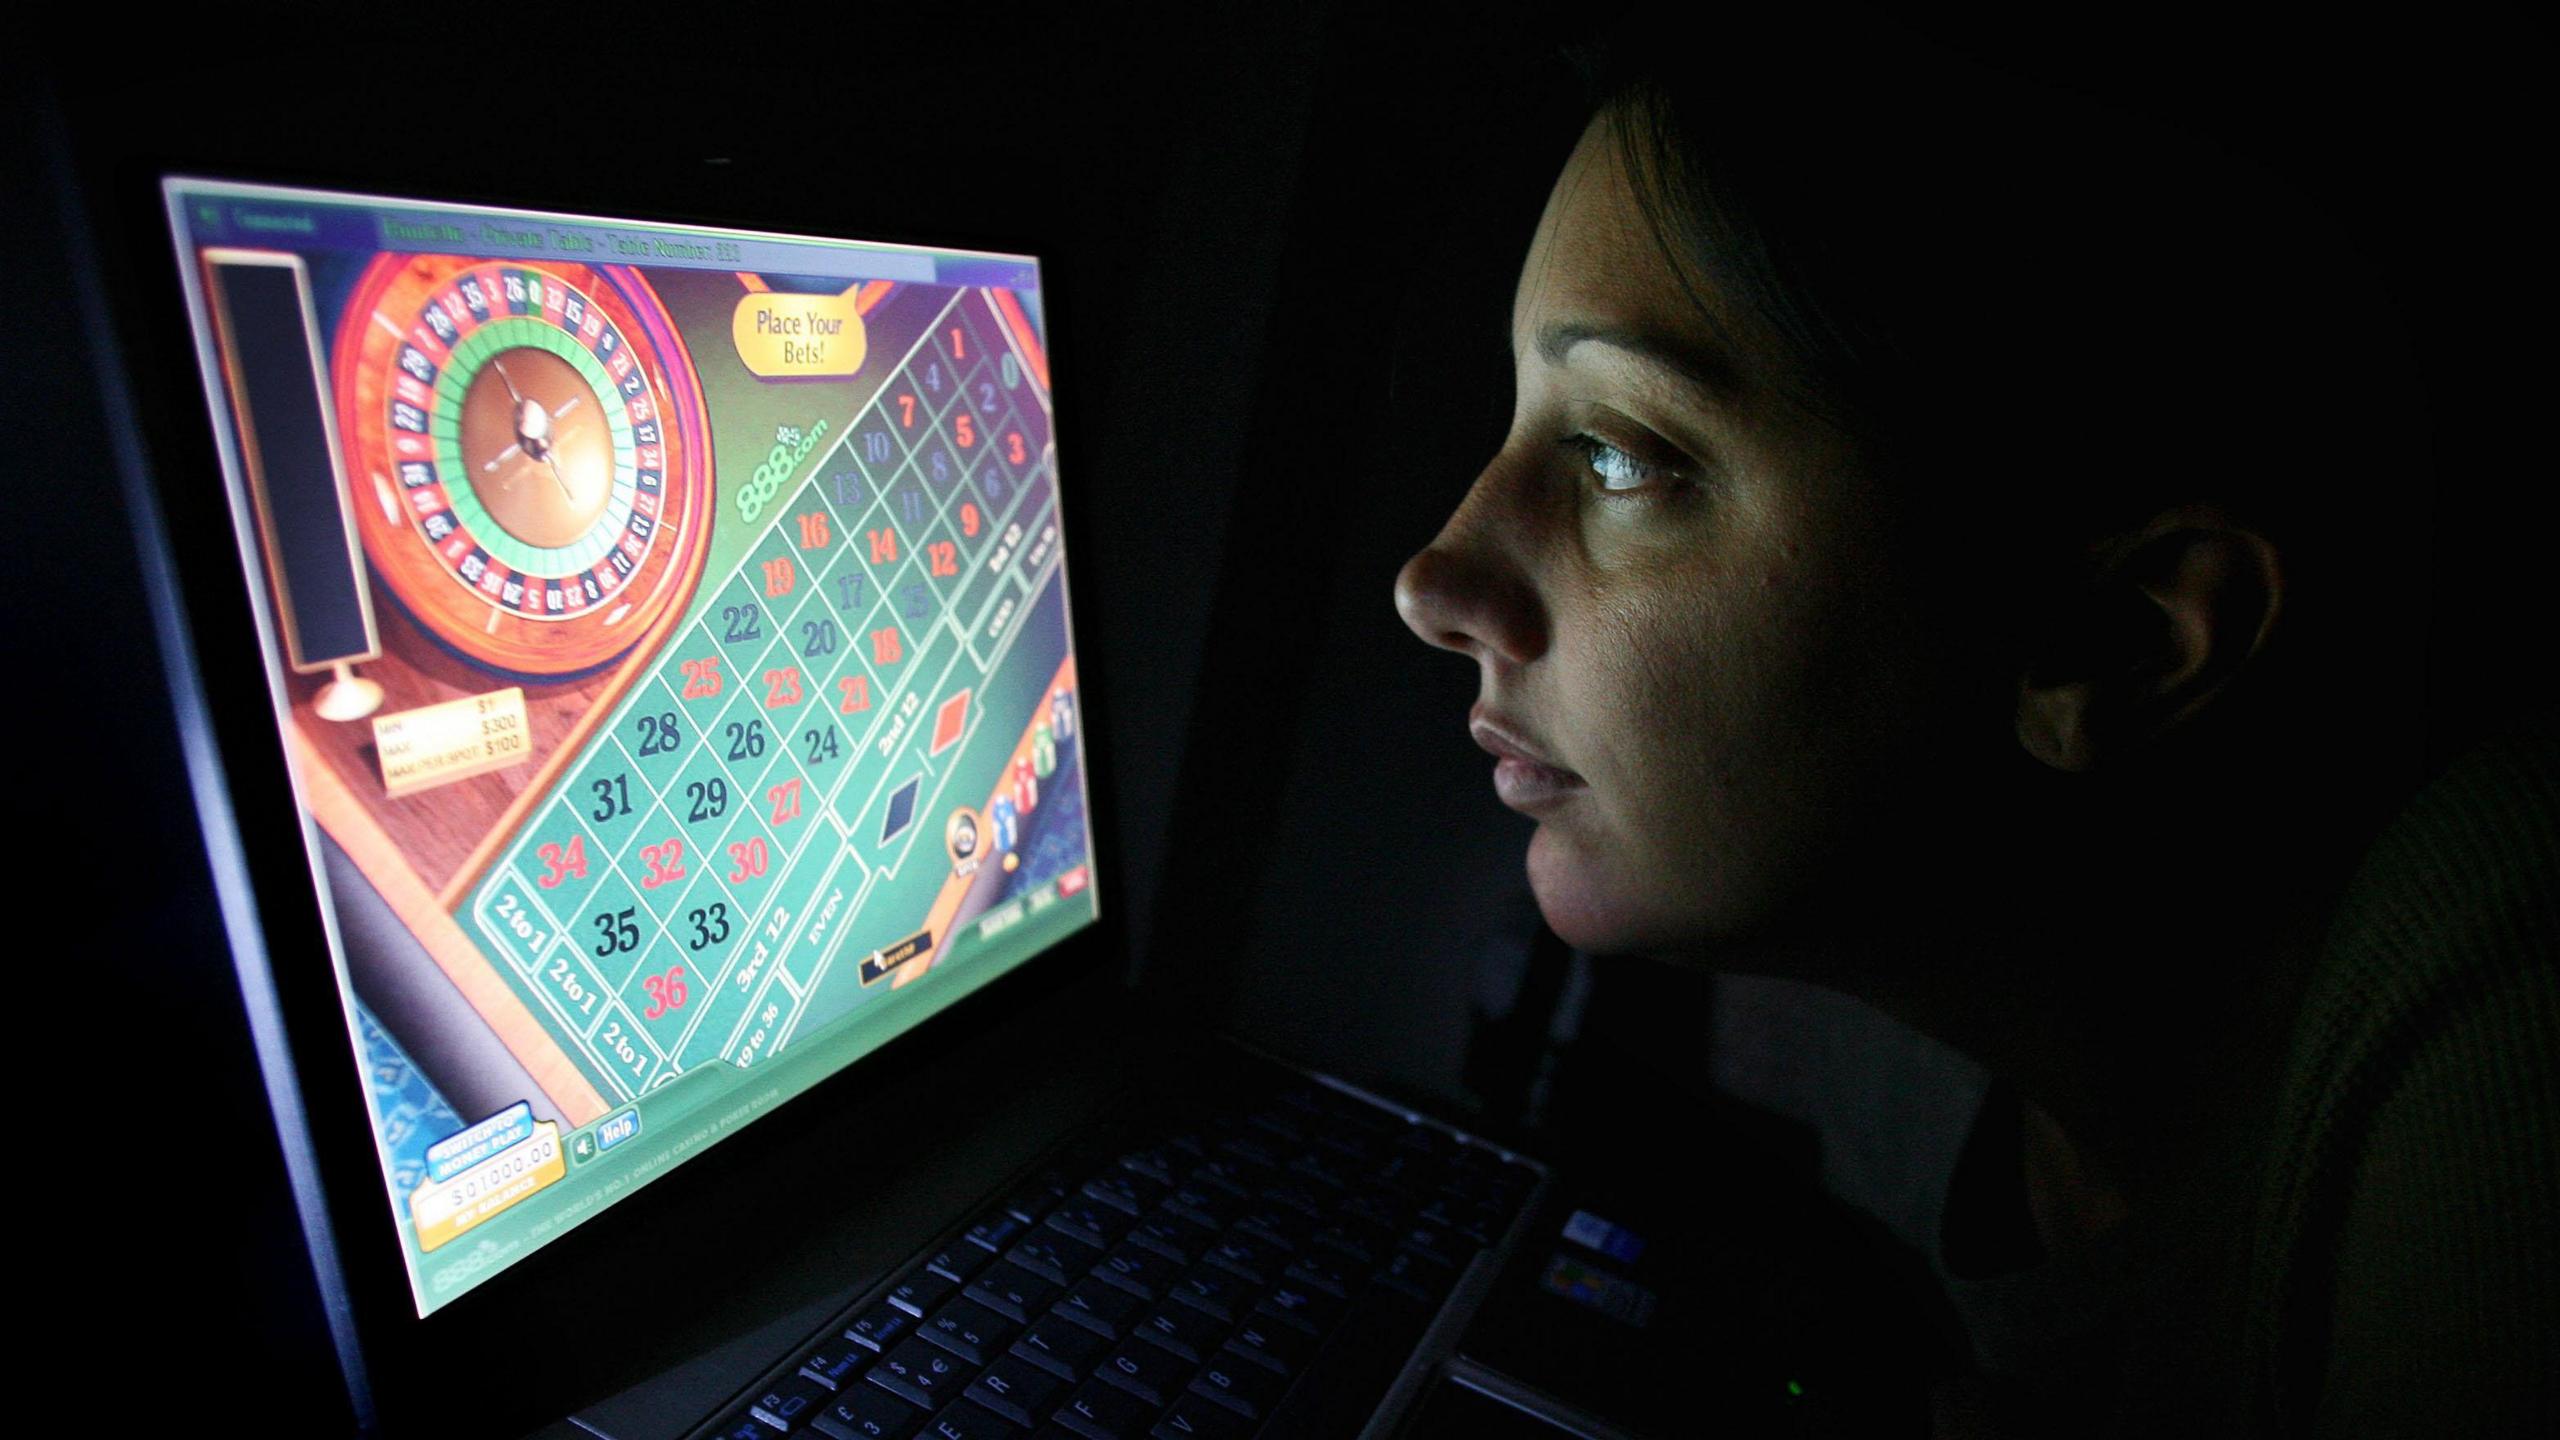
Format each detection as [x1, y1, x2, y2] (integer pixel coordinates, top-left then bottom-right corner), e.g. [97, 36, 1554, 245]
[1394, 114, 1951, 959]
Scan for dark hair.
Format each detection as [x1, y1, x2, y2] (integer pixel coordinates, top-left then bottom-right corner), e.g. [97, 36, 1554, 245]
[1576, 8, 2427, 795]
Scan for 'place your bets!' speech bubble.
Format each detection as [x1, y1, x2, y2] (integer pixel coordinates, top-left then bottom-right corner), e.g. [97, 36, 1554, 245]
[732, 286, 866, 378]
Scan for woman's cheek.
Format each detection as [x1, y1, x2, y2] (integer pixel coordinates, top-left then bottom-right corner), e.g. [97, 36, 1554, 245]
[1658, 561, 1836, 932]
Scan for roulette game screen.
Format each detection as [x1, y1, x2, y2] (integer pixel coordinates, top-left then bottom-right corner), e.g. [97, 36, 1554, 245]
[168, 179, 1101, 1316]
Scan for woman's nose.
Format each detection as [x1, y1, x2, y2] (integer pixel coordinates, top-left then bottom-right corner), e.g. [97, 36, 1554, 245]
[1394, 469, 1548, 667]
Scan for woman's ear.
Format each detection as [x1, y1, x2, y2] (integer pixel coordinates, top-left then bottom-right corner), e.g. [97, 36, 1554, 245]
[2016, 507, 2283, 772]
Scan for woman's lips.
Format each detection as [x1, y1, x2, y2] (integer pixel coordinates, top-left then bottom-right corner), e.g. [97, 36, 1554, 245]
[1471, 712, 1587, 810]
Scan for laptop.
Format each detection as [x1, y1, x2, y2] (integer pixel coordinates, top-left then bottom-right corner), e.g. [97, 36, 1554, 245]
[147, 176, 1562, 1439]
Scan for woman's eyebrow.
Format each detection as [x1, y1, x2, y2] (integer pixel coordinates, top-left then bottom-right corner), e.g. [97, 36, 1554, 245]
[1535, 321, 1745, 401]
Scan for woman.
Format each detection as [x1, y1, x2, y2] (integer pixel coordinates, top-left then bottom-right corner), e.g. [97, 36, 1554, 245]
[1395, 14, 2554, 1437]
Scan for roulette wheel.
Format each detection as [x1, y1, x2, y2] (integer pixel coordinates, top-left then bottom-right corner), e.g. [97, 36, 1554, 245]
[334, 256, 713, 680]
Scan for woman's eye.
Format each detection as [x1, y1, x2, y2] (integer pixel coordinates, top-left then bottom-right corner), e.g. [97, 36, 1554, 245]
[1564, 433, 1675, 492]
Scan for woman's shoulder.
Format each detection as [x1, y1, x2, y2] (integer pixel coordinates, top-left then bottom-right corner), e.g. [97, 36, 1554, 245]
[2249, 713, 2560, 1436]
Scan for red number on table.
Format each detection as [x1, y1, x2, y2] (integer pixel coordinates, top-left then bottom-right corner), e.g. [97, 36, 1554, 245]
[641, 838, 686, 890]
[764, 666, 804, 709]
[536, 834, 589, 889]
[642, 965, 689, 1020]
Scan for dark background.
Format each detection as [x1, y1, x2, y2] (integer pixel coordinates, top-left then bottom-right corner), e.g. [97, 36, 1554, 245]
[9, 2, 2539, 1425]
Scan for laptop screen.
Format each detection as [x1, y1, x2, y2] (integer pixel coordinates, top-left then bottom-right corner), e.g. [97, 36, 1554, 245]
[166, 178, 1100, 1316]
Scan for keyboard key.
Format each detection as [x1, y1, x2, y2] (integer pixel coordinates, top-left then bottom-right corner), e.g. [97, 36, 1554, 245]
[1161, 1185, 1236, 1231]
[1117, 1148, 1177, 1185]
[1257, 1181, 1326, 1220]
[1080, 1172, 1163, 1216]
[1129, 1302, 1224, 1363]
[1340, 1189, 1405, 1231]
[1124, 1211, 1212, 1266]
[1230, 1205, 1307, 1250]
[1221, 1317, 1314, 1376]
[1252, 1282, 1341, 1335]
[1200, 1235, 1276, 1287]
[802, 1335, 874, 1390]
[1215, 1135, 1282, 1171]
[891, 1268, 961, 1318]
[1397, 1223, 1467, 1269]
[754, 1374, 836, 1430]
[1011, 1314, 1110, 1382]
[1096, 1338, 1193, 1407]
[1091, 1243, 1179, 1299]
[967, 1261, 1063, 1323]
[968, 1212, 1030, 1253]
[1167, 1188, 1233, 1235]
[929, 1246, 993, 1283]
[716, 1417, 773, 1440]
[1056, 1276, 1142, 1338]
[812, 1383, 923, 1440]
[1281, 1254, 1356, 1299]
[870, 1337, 976, 1411]
[1052, 1379, 1155, 1439]
[1187, 1353, 1288, 1420]
[1190, 1159, 1263, 1198]
[1044, 1200, 1125, 1250]
[963, 1354, 1069, 1427]
[1441, 1156, 1509, 1202]
[1151, 1396, 1253, 1440]
[1374, 1148, 1443, 1192]
[1375, 1248, 1454, 1305]
[1287, 1150, 1352, 1190]
[1005, 1236, 1079, 1284]
[1420, 1194, 1502, 1246]
[1291, 1142, 1352, 1177]
[1308, 1220, 1380, 1266]
[850, 1302, 919, 1353]
[923, 1400, 1025, 1439]
[924, 1299, 1019, 1366]
[1164, 1266, 1251, 1325]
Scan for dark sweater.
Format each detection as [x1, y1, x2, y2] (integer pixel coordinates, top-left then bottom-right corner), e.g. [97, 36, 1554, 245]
[2247, 717, 2558, 1435]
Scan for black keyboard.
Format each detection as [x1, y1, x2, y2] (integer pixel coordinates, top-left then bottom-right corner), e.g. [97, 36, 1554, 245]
[702, 1078, 1542, 1440]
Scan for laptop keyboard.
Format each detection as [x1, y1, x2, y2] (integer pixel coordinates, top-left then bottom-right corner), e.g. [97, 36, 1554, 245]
[706, 1079, 1540, 1440]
